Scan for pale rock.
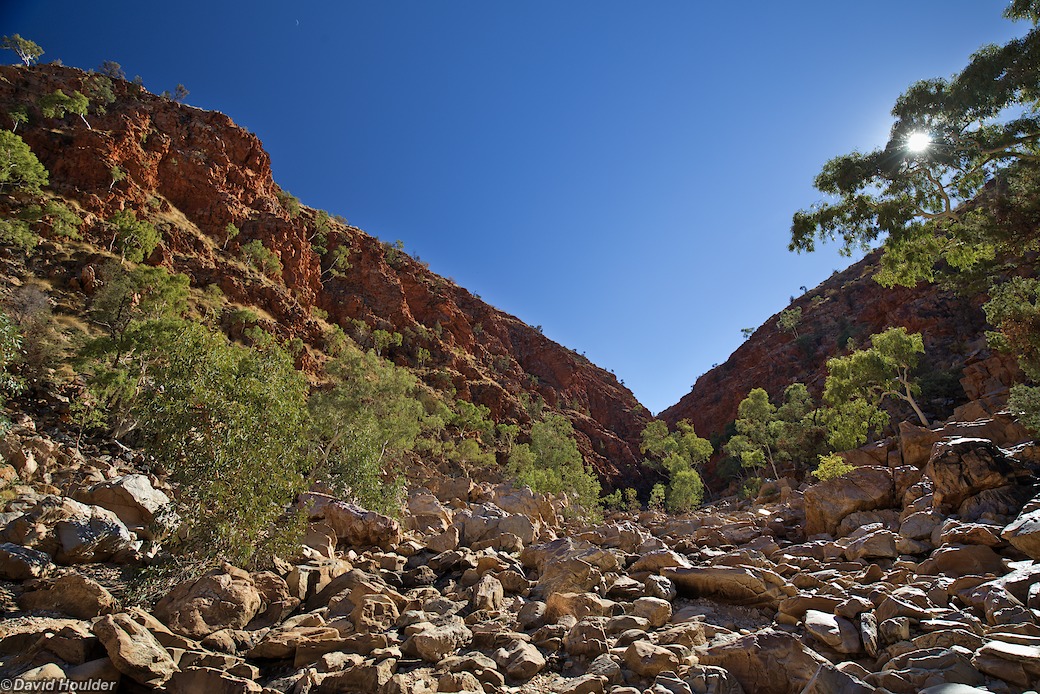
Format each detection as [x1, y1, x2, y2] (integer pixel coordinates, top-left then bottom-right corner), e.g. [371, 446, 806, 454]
[494, 639, 545, 680]
[18, 573, 117, 619]
[632, 596, 672, 627]
[93, 613, 178, 687]
[803, 609, 861, 654]
[0, 541, 51, 579]
[300, 492, 401, 549]
[698, 629, 830, 694]
[76, 474, 172, 536]
[406, 616, 472, 662]
[925, 438, 1017, 511]
[154, 564, 262, 638]
[469, 573, 504, 612]
[168, 667, 262, 694]
[623, 640, 681, 678]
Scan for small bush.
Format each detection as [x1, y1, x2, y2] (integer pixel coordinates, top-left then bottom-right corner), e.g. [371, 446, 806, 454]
[812, 453, 854, 481]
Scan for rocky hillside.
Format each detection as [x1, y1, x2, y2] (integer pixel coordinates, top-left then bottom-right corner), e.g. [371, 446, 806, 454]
[0, 64, 649, 485]
[661, 250, 1012, 441]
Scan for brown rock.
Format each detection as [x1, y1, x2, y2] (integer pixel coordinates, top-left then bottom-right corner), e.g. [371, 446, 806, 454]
[300, 493, 401, 549]
[18, 573, 117, 619]
[493, 639, 545, 680]
[92, 613, 178, 687]
[925, 438, 1017, 511]
[622, 639, 680, 678]
[663, 565, 792, 609]
[154, 564, 262, 638]
[698, 629, 830, 694]
[803, 466, 894, 536]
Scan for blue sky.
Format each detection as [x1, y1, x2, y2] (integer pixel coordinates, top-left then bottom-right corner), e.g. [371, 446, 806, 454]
[3, 1, 1028, 414]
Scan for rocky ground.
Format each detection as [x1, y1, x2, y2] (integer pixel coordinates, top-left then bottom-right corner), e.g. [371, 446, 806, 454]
[1, 404, 1040, 694]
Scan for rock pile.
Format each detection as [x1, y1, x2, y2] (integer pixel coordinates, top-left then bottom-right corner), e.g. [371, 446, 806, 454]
[2, 420, 1040, 693]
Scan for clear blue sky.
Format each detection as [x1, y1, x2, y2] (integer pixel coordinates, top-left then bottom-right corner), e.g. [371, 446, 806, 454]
[3, 1, 1028, 414]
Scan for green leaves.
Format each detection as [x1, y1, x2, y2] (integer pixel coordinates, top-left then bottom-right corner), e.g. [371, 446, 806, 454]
[110, 210, 160, 263]
[0, 130, 48, 195]
[509, 414, 600, 517]
[792, 15, 1040, 287]
[822, 327, 928, 448]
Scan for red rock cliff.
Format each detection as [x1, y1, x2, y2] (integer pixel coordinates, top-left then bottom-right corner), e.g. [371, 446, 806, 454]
[0, 64, 650, 485]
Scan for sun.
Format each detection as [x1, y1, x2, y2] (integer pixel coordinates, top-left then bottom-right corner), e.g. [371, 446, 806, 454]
[907, 131, 931, 152]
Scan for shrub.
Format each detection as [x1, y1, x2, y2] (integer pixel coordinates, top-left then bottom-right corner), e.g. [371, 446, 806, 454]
[812, 453, 855, 481]
[240, 239, 282, 278]
[0, 130, 48, 194]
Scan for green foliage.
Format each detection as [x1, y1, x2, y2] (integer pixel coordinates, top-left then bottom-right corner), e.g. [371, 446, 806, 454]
[0, 218, 37, 253]
[109, 165, 126, 191]
[98, 61, 125, 80]
[1008, 384, 1040, 433]
[40, 200, 82, 238]
[640, 419, 711, 514]
[0, 130, 48, 195]
[371, 329, 403, 357]
[40, 90, 90, 126]
[665, 465, 704, 513]
[812, 453, 855, 481]
[823, 327, 929, 447]
[725, 384, 830, 477]
[648, 483, 666, 510]
[984, 276, 1040, 380]
[451, 400, 494, 442]
[222, 222, 241, 250]
[275, 189, 301, 218]
[307, 348, 431, 514]
[323, 245, 352, 279]
[9, 106, 28, 132]
[790, 9, 1040, 291]
[80, 263, 191, 434]
[109, 210, 159, 263]
[4, 285, 67, 386]
[240, 239, 282, 278]
[777, 306, 802, 336]
[0, 312, 23, 398]
[83, 75, 115, 114]
[309, 210, 332, 254]
[508, 414, 600, 517]
[383, 239, 406, 267]
[133, 322, 309, 566]
[1, 35, 43, 66]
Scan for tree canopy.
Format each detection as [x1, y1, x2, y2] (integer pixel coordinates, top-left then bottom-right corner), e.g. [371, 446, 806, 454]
[790, 8, 1040, 287]
[1, 35, 43, 66]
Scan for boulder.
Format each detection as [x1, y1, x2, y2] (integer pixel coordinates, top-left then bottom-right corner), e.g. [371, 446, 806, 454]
[300, 492, 401, 549]
[622, 640, 681, 678]
[698, 629, 830, 694]
[406, 617, 472, 662]
[925, 438, 1017, 511]
[18, 573, 117, 619]
[663, 565, 792, 609]
[93, 613, 178, 687]
[803, 466, 894, 536]
[1002, 504, 1040, 560]
[1, 496, 134, 564]
[154, 564, 262, 638]
[493, 639, 545, 680]
[803, 609, 860, 654]
[0, 542, 51, 580]
[76, 474, 172, 535]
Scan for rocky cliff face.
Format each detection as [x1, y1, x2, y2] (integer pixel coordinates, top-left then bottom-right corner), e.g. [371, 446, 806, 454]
[661, 251, 996, 441]
[0, 64, 649, 484]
